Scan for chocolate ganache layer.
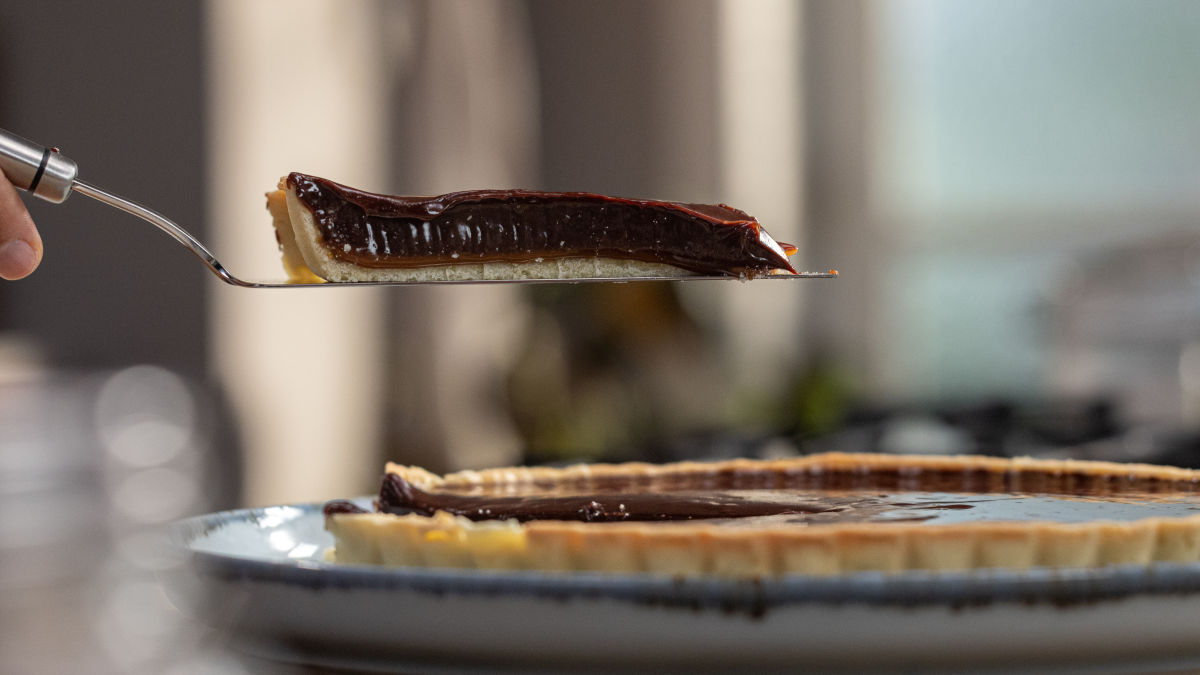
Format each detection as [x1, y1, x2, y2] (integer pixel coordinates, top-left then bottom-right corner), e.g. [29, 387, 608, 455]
[321, 467, 1200, 526]
[286, 173, 797, 277]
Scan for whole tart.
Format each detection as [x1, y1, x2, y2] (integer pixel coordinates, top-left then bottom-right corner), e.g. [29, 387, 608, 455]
[324, 453, 1200, 577]
[267, 173, 798, 283]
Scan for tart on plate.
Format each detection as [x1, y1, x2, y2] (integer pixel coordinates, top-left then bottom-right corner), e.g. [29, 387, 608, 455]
[323, 452, 1200, 577]
[267, 173, 798, 283]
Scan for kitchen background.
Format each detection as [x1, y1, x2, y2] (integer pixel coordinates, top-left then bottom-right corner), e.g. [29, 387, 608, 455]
[1, 0, 1198, 672]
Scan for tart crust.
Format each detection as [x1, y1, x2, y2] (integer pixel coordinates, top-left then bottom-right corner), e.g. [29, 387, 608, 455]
[266, 184, 323, 284]
[325, 453, 1200, 577]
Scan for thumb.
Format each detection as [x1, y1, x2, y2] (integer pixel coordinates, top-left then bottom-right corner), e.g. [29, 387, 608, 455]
[0, 170, 43, 280]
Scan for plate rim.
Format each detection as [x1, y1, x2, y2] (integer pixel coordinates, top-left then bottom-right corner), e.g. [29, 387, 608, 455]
[168, 500, 1200, 610]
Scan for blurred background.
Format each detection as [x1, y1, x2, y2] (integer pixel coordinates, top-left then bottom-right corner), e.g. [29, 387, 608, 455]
[1, 0, 1199, 672]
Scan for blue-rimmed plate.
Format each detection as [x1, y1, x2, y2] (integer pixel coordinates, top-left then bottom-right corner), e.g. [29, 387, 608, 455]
[164, 500, 1200, 673]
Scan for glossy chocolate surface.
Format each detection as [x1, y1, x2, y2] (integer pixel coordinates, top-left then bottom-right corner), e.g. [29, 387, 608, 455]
[323, 469, 1200, 526]
[287, 173, 797, 276]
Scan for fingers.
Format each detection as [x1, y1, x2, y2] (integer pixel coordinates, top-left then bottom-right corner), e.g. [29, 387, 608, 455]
[0, 170, 43, 279]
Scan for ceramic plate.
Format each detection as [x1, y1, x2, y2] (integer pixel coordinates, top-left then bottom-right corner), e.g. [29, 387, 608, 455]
[164, 500, 1200, 674]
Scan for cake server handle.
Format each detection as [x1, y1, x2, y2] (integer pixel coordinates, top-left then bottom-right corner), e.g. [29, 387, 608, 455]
[0, 127, 252, 285]
[0, 128, 78, 203]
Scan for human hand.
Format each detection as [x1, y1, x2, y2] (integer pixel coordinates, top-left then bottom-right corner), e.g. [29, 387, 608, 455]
[0, 169, 43, 279]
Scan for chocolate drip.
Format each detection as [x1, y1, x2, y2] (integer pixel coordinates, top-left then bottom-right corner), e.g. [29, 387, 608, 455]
[323, 500, 368, 516]
[286, 173, 797, 276]
[376, 473, 835, 522]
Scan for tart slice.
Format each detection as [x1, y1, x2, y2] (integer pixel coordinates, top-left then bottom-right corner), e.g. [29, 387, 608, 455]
[324, 453, 1200, 577]
[268, 173, 798, 283]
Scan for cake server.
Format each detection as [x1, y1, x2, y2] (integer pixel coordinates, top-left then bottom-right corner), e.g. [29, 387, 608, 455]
[0, 128, 836, 288]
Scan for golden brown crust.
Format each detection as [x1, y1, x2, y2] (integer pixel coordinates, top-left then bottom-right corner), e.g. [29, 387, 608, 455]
[326, 453, 1200, 577]
[385, 452, 1200, 489]
[267, 185, 323, 284]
